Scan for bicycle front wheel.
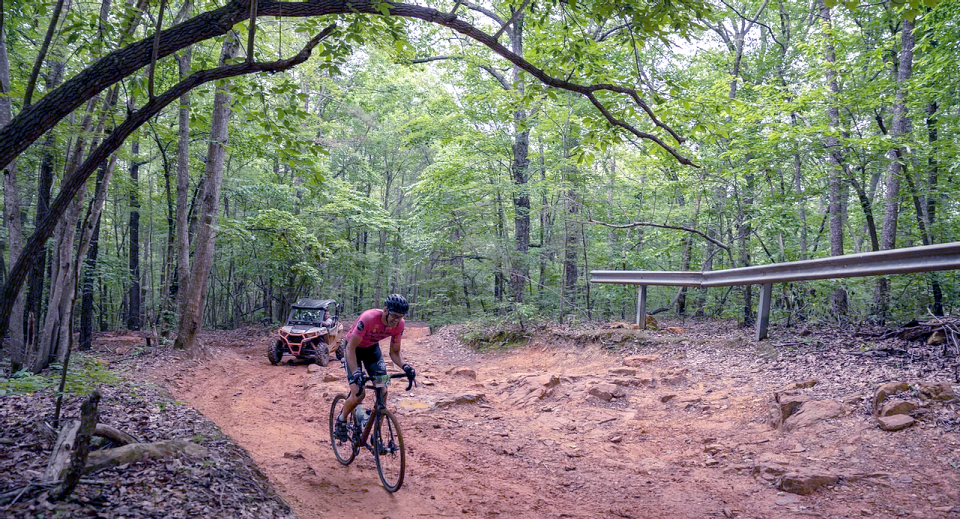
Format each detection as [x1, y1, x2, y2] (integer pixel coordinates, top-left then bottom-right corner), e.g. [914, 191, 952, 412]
[372, 409, 405, 492]
[329, 394, 358, 465]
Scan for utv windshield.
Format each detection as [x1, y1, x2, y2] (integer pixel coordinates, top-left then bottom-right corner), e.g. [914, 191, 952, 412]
[288, 307, 326, 324]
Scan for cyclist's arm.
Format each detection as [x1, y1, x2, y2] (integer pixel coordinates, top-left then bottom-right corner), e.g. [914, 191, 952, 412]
[345, 333, 363, 375]
[388, 337, 405, 369]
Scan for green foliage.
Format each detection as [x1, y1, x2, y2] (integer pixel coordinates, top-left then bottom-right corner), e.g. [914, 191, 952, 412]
[0, 354, 120, 396]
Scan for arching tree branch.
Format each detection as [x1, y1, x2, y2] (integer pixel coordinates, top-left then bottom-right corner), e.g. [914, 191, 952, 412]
[586, 219, 730, 250]
[0, 0, 696, 171]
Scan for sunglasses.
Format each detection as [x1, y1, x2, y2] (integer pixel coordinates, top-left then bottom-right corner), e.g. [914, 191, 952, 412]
[386, 311, 405, 321]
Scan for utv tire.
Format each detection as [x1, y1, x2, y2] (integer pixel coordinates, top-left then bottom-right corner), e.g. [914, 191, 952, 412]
[316, 342, 330, 367]
[268, 340, 283, 365]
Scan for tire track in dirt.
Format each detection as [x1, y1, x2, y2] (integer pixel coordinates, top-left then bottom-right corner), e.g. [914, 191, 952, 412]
[154, 325, 960, 518]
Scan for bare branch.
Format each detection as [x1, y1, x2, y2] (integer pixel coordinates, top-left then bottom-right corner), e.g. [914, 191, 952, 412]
[586, 219, 730, 250]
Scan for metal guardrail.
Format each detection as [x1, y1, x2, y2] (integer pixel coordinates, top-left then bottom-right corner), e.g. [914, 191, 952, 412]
[590, 241, 960, 340]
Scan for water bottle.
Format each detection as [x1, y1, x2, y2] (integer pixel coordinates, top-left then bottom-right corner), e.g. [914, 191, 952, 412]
[356, 404, 367, 427]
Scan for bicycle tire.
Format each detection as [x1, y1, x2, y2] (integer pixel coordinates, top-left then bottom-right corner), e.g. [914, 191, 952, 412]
[329, 394, 358, 465]
[372, 409, 405, 492]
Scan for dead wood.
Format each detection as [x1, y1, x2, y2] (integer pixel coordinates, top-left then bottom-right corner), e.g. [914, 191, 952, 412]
[83, 439, 210, 475]
[49, 389, 100, 500]
[882, 317, 960, 353]
[43, 420, 80, 482]
[94, 423, 138, 446]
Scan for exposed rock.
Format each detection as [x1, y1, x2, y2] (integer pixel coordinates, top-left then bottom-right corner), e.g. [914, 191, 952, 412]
[916, 381, 955, 402]
[878, 414, 915, 431]
[873, 381, 909, 414]
[610, 377, 645, 387]
[779, 379, 818, 392]
[608, 367, 639, 376]
[660, 368, 689, 386]
[644, 314, 659, 331]
[778, 470, 839, 495]
[446, 366, 477, 379]
[624, 355, 660, 366]
[434, 392, 486, 408]
[661, 394, 677, 403]
[776, 394, 809, 422]
[782, 400, 842, 431]
[879, 399, 917, 417]
[306, 364, 322, 373]
[502, 374, 563, 405]
[588, 383, 626, 401]
[322, 373, 339, 382]
[753, 453, 792, 481]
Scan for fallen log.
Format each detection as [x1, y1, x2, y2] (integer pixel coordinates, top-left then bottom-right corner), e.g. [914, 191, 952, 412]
[94, 424, 138, 446]
[84, 439, 210, 475]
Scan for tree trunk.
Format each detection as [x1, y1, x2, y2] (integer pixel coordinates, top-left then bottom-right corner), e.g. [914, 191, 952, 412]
[79, 219, 101, 352]
[127, 103, 142, 331]
[507, 10, 530, 306]
[80, 155, 118, 351]
[0, 20, 27, 371]
[175, 34, 194, 318]
[924, 101, 942, 315]
[172, 5, 193, 313]
[874, 18, 915, 322]
[819, 0, 848, 319]
[174, 33, 240, 352]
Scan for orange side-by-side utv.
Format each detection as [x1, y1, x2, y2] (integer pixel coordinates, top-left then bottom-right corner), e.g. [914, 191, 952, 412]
[268, 298, 343, 366]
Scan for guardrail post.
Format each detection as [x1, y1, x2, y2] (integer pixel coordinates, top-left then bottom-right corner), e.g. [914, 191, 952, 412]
[756, 282, 773, 341]
[636, 286, 647, 328]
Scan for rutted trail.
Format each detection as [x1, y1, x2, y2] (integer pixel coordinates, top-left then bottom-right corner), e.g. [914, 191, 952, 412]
[150, 323, 960, 519]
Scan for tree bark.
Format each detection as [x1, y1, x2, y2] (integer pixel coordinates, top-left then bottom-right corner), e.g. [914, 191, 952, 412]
[819, 0, 848, 318]
[175, 43, 194, 315]
[127, 101, 142, 331]
[924, 101, 942, 315]
[874, 18, 915, 322]
[507, 8, 530, 305]
[174, 34, 241, 352]
[48, 390, 100, 501]
[0, 19, 26, 371]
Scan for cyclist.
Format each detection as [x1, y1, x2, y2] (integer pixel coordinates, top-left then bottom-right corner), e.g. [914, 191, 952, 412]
[334, 294, 416, 440]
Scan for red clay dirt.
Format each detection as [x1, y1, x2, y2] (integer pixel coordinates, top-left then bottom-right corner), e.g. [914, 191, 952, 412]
[146, 321, 960, 519]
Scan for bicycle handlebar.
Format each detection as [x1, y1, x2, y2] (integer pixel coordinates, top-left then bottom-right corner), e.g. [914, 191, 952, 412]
[360, 372, 417, 391]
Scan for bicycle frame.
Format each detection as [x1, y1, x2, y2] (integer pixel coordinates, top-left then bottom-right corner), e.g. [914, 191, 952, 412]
[331, 371, 413, 491]
[351, 373, 413, 449]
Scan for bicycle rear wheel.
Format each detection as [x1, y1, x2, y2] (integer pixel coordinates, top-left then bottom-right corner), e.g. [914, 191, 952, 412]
[329, 394, 358, 465]
[372, 409, 405, 492]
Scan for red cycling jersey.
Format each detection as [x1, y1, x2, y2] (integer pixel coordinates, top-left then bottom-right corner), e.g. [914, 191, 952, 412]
[346, 309, 405, 349]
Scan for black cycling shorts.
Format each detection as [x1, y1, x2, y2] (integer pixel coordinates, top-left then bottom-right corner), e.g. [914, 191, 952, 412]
[343, 344, 387, 383]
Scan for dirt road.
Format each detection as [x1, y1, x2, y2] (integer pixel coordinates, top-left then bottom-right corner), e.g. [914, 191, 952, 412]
[152, 322, 960, 518]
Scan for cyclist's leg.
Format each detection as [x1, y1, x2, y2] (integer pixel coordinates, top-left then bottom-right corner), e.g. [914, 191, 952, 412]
[337, 352, 365, 437]
[365, 345, 389, 403]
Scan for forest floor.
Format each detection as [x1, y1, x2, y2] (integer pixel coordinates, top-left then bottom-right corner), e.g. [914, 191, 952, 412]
[4, 317, 960, 518]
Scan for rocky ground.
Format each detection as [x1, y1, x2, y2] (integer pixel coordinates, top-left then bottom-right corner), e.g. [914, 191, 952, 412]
[2, 317, 960, 518]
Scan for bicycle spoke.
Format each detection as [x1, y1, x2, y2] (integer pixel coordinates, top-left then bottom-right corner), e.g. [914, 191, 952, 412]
[372, 409, 405, 492]
[329, 394, 358, 465]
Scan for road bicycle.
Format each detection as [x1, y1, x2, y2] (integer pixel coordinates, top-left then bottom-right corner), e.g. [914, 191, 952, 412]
[329, 371, 415, 492]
